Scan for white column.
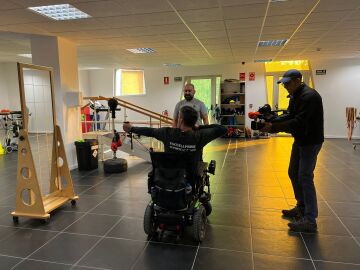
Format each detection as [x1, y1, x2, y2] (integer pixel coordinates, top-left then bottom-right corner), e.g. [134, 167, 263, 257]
[31, 35, 82, 169]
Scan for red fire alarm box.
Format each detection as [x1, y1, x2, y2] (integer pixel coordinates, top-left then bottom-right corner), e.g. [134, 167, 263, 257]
[249, 72, 255, 81]
[239, 72, 245, 82]
[164, 77, 169, 84]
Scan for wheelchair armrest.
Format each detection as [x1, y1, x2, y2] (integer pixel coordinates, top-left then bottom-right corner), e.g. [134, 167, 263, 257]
[208, 160, 216, 175]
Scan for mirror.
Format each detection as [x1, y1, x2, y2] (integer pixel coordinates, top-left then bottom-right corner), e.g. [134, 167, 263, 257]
[22, 67, 54, 196]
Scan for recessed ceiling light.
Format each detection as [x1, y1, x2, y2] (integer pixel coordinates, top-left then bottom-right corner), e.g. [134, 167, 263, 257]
[254, 59, 273, 63]
[270, 0, 288, 2]
[258, 39, 288, 47]
[163, 63, 181, 67]
[83, 67, 103, 70]
[126, 48, 155, 54]
[28, 4, 91, 21]
[17, 54, 32, 58]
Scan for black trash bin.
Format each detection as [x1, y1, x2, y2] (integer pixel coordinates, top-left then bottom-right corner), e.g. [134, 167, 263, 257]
[75, 139, 99, 170]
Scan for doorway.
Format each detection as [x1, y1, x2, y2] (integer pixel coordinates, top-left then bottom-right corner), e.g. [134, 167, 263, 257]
[183, 76, 221, 122]
[264, 60, 313, 111]
[266, 71, 311, 110]
[183, 76, 221, 110]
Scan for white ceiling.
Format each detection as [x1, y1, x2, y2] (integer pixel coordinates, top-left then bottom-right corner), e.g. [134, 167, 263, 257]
[0, 0, 360, 68]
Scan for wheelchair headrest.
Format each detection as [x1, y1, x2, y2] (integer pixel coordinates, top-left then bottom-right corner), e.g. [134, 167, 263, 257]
[156, 167, 186, 181]
[150, 152, 189, 169]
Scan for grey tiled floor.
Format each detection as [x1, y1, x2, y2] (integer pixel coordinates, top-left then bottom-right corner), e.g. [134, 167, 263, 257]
[0, 137, 359, 269]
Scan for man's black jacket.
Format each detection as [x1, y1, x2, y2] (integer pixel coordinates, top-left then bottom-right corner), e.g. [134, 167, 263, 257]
[131, 124, 227, 159]
[271, 83, 324, 146]
[130, 124, 227, 181]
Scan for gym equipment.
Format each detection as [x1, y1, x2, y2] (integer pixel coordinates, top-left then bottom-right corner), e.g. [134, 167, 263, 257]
[223, 127, 243, 138]
[346, 107, 357, 141]
[354, 114, 360, 150]
[1, 111, 22, 154]
[248, 104, 288, 130]
[103, 158, 127, 173]
[103, 98, 128, 173]
[144, 151, 216, 242]
[11, 63, 78, 223]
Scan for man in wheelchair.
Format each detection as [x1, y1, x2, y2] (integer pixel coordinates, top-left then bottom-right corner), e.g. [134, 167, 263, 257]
[122, 106, 226, 241]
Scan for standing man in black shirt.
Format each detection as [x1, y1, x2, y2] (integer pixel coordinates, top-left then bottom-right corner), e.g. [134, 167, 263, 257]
[261, 69, 324, 232]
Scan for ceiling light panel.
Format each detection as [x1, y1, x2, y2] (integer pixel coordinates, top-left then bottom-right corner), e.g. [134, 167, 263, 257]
[126, 48, 156, 54]
[163, 63, 181, 67]
[28, 4, 91, 21]
[17, 54, 32, 58]
[258, 39, 288, 47]
[254, 59, 272, 62]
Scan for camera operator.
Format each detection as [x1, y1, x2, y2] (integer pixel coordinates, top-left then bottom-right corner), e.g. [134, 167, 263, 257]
[260, 69, 324, 232]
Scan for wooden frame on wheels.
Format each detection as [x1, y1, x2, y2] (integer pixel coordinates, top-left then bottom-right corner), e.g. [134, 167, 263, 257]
[11, 62, 78, 222]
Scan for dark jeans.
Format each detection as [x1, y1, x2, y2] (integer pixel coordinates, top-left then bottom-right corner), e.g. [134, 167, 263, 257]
[288, 142, 322, 223]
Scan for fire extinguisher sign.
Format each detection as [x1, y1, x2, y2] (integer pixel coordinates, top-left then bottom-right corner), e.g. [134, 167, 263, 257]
[249, 72, 255, 81]
[164, 77, 169, 84]
[239, 72, 245, 82]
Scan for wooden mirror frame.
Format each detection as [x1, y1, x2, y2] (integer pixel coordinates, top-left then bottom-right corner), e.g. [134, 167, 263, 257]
[11, 63, 78, 222]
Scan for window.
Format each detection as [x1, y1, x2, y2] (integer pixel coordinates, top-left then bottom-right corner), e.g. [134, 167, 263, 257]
[115, 69, 145, 96]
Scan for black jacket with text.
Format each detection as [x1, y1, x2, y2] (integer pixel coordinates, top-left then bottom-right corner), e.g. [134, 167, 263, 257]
[131, 124, 227, 180]
[131, 124, 227, 160]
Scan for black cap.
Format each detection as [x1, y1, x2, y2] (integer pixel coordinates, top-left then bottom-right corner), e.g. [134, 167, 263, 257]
[277, 69, 302, 84]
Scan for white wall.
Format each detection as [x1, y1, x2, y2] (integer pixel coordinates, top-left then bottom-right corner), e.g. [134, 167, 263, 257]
[80, 59, 360, 139]
[1, 57, 358, 143]
[88, 69, 113, 97]
[0, 64, 10, 109]
[0, 62, 20, 110]
[311, 59, 360, 139]
[83, 63, 267, 129]
[78, 70, 91, 99]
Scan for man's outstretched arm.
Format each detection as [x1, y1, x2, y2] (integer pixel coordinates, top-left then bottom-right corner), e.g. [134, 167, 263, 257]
[198, 124, 227, 147]
[123, 122, 167, 142]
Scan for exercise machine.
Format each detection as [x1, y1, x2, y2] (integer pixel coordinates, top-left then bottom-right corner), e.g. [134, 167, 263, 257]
[103, 98, 128, 173]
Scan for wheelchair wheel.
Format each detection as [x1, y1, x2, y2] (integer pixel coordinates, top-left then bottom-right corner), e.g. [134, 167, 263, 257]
[203, 201, 212, 216]
[193, 205, 207, 242]
[144, 203, 156, 236]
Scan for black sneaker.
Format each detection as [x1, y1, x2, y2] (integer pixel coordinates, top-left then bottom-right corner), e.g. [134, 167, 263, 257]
[282, 206, 303, 219]
[288, 218, 317, 233]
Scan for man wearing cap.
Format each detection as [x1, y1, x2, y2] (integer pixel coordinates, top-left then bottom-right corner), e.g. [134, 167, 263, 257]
[261, 69, 324, 232]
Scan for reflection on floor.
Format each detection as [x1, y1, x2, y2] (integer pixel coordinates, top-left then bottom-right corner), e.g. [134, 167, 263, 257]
[0, 137, 359, 270]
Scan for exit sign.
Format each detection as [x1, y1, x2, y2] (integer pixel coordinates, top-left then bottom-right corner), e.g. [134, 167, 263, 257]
[316, 70, 326, 75]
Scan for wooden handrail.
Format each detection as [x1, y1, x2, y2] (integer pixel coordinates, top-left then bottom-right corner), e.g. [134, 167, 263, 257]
[80, 120, 171, 125]
[81, 102, 91, 110]
[119, 102, 172, 124]
[115, 97, 173, 121]
[82, 96, 173, 125]
[84, 96, 172, 121]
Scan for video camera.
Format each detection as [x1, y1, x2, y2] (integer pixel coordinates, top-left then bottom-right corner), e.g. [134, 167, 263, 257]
[248, 104, 288, 130]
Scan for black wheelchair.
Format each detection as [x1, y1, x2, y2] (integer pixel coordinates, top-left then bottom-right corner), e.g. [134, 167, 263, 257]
[143, 152, 216, 242]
